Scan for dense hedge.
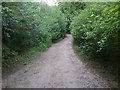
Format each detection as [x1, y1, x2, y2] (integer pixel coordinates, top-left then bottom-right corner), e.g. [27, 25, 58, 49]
[2, 2, 67, 68]
[70, 3, 119, 62]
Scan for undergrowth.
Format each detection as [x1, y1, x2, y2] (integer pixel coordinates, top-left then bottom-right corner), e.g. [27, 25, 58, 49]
[72, 42, 118, 81]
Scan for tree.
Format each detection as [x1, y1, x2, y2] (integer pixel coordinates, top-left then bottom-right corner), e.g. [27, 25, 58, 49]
[59, 2, 86, 33]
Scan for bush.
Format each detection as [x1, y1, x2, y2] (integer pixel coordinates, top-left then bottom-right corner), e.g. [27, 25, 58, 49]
[71, 2, 119, 62]
[2, 2, 67, 68]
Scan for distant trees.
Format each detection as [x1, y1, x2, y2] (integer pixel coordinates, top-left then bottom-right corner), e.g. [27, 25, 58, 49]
[59, 2, 86, 33]
[2, 2, 67, 68]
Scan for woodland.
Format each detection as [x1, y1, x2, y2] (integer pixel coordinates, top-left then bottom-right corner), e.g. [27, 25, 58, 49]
[2, 2, 119, 76]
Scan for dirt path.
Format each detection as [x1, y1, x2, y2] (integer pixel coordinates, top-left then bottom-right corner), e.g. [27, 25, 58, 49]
[3, 35, 118, 88]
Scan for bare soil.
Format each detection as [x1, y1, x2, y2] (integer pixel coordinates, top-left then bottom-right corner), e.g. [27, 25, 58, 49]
[2, 35, 118, 88]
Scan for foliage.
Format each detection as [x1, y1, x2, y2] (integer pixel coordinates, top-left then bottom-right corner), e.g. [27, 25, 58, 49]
[70, 2, 119, 63]
[59, 2, 86, 33]
[2, 2, 119, 71]
[2, 2, 67, 68]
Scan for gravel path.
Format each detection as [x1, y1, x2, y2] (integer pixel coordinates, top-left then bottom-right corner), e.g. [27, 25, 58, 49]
[2, 35, 118, 88]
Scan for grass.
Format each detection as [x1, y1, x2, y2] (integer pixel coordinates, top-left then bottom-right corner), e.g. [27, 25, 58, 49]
[2, 41, 51, 73]
[2, 42, 51, 87]
[72, 42, 118, 81]
[2, 36, 66, 78]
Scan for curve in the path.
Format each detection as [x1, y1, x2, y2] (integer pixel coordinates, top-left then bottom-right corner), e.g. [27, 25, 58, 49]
[3, 35, 118, 88]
